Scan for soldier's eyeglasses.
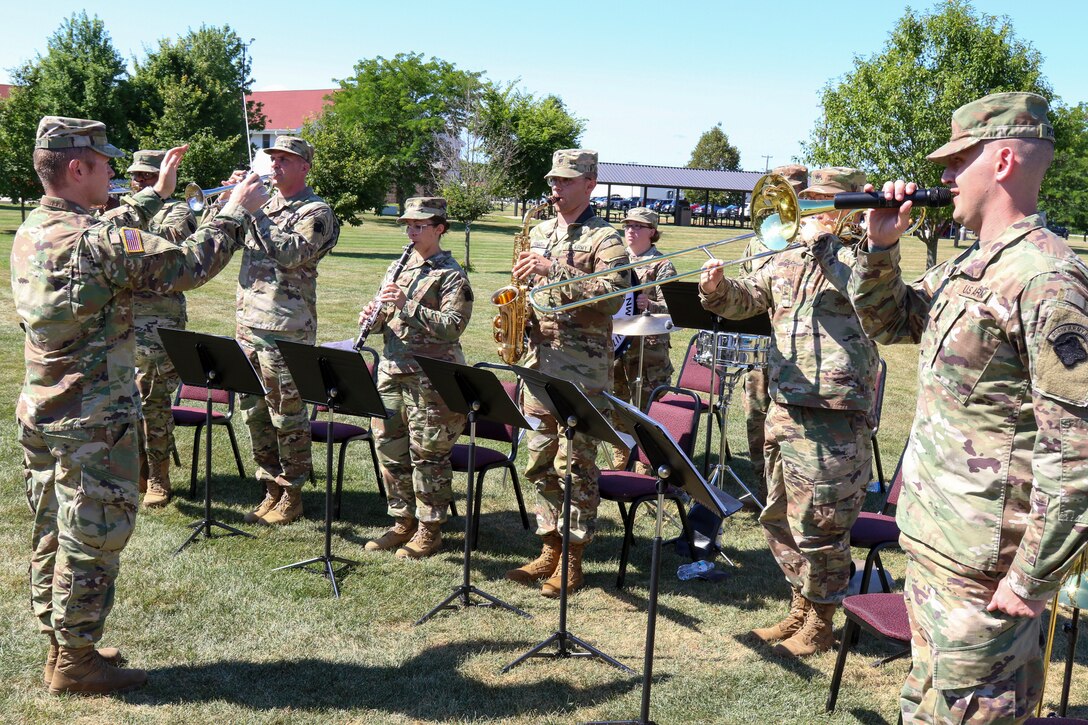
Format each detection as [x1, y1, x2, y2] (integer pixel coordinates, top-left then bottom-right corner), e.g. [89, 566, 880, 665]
[624, 223, 652, 231]
[403, 223, 435, 233]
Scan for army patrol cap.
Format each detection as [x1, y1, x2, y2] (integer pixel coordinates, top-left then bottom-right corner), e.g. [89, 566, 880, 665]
[801, 167, 866, 197]
[771, 164, 809, 194]
[927, 92, 1054, 163]
[34, 116, 124, 159]
[623, 207, 659, 229]
[263, 135, 314, 164]
[545, 149, 598, 179]
[398, 196, 447, 222]
[127, 150, 166, 174]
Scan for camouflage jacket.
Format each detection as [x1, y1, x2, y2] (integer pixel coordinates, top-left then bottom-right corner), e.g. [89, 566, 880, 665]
[740, 235, 776, 276]
[106, 196, 196, 321]
[370, 249, 472, 375]
[525, 206, 630, 395]
[236, 186, 339, 333]
[700, 237, 878, 411]
[619, 245, 676, 355]
[12, 193, 247, 431]
[850, 214, 1088, 600]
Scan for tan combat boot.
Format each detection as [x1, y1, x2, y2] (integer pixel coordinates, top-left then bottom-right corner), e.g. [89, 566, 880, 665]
[244, 478, 283, 524]
[505, 532, 562, 585]
[43, 634, 125, 688]
[143, 459, 173, 508]
[541, 540, 586, 598]
[773, 600, 837, 657]
[751, 588, 810, 643]
[259, 486, 303, 525]
[395, 521, 442, 559]
[48, 645, 147, 696]
[365, 517, 418, 552]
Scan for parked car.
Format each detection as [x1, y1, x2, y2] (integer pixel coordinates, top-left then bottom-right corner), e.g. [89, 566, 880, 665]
[1047, 221, 1070, 239]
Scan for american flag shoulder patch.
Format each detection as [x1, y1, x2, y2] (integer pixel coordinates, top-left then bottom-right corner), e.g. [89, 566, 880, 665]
[121, 228, 144, 254]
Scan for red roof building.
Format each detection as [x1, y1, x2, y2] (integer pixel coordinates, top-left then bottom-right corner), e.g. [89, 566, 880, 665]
[0, 84, 12, 99]
[247, 88, 336, 148]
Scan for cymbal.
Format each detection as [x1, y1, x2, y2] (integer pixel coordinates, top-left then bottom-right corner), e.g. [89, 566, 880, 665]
[613, 312, 674, 336]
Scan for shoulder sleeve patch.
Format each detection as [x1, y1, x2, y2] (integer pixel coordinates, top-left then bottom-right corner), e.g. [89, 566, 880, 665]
[1036, 302, 1088, 407]
[121, 228, 144, 254]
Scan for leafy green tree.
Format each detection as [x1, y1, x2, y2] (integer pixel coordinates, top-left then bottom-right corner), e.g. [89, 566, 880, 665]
[129, 25, 265, 189]
[330, 53, 482, 211]
[1041, 102, 1088, 238]
[803, 0, 1050, 266]
[685, 122, 741, 207]
[300, 111, 387, 226]
[478, 84, 584, 215]
[0, 88, 46, 217]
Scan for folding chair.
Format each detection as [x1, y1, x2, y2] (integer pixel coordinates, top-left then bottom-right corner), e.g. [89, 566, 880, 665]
[310, 345, 384, 520]
[825, 592, 911, 715]
[851, 450, 905, 594]
[598, 386, 700, 588]
[171, 384, 247, 498]
[449, 378, 530, 549]
[655, 334, 729, 474]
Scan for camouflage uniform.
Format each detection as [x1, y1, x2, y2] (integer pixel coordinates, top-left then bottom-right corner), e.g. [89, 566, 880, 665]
[740, 165, 808, 492]
[370, 244, 472, 522]
[850, 93, 1088, 724]
[700, 168, 877, 605]
[524, 151, 630, 543]
[235, 137, 339, 490]
[13, 117, 249, 648]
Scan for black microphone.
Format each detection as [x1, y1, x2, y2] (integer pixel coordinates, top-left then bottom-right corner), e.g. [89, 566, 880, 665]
[833, 187, 952, 209]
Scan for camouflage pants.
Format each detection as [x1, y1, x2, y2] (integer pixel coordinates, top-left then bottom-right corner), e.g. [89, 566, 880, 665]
[760, 402, 871, 603]
[611, 344, 673, 470]
[900, 541, 1042, 724]
[524, 387, 604, 544]
[374, 370, 465, 523]
[134, 315, 183, 466]
[743, 367, 770, 500]
[237, 325, 313, 489]
[20, 421, 139, 648]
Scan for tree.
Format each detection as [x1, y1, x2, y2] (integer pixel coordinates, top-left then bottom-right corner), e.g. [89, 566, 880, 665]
[478, 84, 584, 215]
[1041, 102, 1088, 237]
[685, 122, 741, 207]
[0, 88, 45, 217]
[330, 53, 482, 211]
[300, 110, 387, 225]
[129, 25, 266, 189]
[803, 0, 1050, 267]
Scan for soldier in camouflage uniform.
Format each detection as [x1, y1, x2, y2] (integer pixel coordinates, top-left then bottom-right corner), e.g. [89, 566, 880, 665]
[699, 167, 878, 657]
[13, 117, 266, 695]
[739, 165, 808, 499]
[851, 92, 1088, 724]
[225, 136, 340, 527]
[610, 207, 676, 471]
[360, 198, 472, 559]
[504, 149, 630, 597]
[124, 150, 197, 507]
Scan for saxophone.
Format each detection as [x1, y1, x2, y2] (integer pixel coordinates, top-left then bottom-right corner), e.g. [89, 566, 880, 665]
[491, 198, 554, 364]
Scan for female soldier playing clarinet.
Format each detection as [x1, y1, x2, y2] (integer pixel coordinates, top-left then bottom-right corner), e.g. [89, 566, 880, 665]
[359, 197, 474, 559]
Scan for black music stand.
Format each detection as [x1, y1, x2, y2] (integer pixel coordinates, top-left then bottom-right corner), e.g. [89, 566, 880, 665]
[661, 281, 770, 510]
[272, 340, 390, 597]
[503, 366, 636, 675]
[412, 357, 532, 623]
[158, 328, 264, 554]
[589, 392, 742, 725]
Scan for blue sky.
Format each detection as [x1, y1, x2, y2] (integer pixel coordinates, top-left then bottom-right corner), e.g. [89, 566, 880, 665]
[1, 0, 1084, 171]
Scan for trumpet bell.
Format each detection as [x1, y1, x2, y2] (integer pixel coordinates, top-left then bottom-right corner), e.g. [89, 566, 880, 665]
[185, 182, 207, 212]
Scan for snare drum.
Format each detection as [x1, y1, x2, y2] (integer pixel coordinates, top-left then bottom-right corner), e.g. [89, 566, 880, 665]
[694, 330, 770, 370]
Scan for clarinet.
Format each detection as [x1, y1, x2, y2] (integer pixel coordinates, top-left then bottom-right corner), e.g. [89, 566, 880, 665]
[354, 242, 414, 351]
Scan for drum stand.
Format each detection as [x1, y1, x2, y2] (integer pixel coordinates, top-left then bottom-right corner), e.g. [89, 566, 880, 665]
[705, 354, 765, 513]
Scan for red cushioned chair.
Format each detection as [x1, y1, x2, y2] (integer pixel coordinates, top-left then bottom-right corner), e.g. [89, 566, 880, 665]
[450, 378, 530, 549]
[851, 450, 905, 594]
[655, 334, 730, 475]
[599, 386, 700, 588]
[172, 384, 247, 498]
[825, 592, 911, 715]
[309, 345, 385, 520]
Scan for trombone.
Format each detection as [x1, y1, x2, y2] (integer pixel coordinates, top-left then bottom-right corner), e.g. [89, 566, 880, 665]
[184, 174, 271, 212]
[527, 173, 927, 315]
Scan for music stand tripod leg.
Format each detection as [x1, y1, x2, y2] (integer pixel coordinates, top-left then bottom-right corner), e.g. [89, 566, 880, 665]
[417, 406, 530, 624]
[503, 423, 633, 674]
[707, 369, 765, 511]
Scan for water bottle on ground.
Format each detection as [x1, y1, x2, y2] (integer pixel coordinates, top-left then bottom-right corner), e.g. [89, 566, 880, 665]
[677, 560, 715, 581]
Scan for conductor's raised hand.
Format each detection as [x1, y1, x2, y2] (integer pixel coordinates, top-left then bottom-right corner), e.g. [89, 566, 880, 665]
[228, 172, 269, 213]
[152, 144, 189, 199]
[865, 180, 916, 250]
[699, 259, 725, 294]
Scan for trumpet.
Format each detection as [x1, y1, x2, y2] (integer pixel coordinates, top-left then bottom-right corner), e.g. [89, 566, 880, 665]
[184, 174, 272, 212]
[528, 173, 938, 315]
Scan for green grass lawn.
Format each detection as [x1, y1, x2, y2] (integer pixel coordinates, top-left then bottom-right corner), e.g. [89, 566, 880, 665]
[1, 201, 1085, 723]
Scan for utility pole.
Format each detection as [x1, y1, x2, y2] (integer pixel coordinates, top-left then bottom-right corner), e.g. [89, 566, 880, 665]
[762, 155, 772, 172]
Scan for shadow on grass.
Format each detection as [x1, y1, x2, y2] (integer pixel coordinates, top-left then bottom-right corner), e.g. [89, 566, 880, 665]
[848, 707, 896, 724]
[730, 631, 822, 681]
[128, 640, 640, 718]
